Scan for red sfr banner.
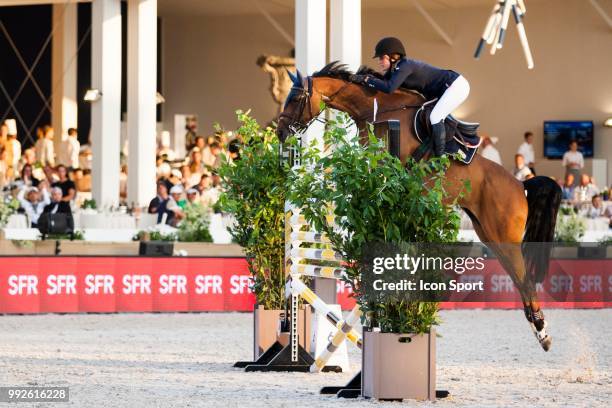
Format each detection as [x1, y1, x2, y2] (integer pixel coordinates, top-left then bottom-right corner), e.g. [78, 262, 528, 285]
[0, 257, 609, 314]
[0, 257, 254, 314]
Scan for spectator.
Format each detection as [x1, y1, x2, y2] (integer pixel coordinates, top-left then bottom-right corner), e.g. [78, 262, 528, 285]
[203, 142, 223, 170]
[119, 165, 128, 201]
[180, 164, 200, 189]
[517, 131, 536, 175]
[43, 187, 72, 214]
[562, 140, 583, 187]
[0, 121, 8, 146]
[480, 135, 502, 165]
[148, 182, 177, 225]
[18, 184, 50, 227]
[189, 147, 205, 175]
[51, 164, 76, 202]
[18, 164, 41, 188]
[513, 154, 532, 181]
[20, 147, 36, 168]
[7, 132, 21, 174]
[170, 184, 187, 210]
[0, 148, 10, 190]
[72, 168, 90, 192]
[157, 131, 176, 161]
[59, 127, 80, 169]
[186, 188, 200, 205]
[189, 136, 206, 158]
[574, 174, 599, 203]
[587, 195, 611, 219]
[35, 125, 55, 167]
[561, 173, 575, 201]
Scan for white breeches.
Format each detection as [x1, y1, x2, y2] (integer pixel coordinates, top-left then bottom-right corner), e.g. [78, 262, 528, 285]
[429, 75, 470, 124]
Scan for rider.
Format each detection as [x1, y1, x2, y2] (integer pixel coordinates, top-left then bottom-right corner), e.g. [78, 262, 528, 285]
[349, 37, 470, 156]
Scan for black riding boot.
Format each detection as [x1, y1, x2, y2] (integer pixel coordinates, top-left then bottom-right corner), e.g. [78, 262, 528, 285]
[432, 121, 446, 156]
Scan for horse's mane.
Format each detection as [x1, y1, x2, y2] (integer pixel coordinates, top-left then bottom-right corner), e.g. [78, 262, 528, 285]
[312, 61, 382, 81]
[311, 61, 421, 97]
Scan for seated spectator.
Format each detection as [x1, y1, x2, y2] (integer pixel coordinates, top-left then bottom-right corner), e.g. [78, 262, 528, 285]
[169, 169, 183, 187]
[186, 188, 200, 205]
[18, 164, 41, 188]
[157, 131, 176, 161]
[156, 162, 173, 191]
[188, 136, 206, 158]
[189, 148, 205, 175]
[43, 187, 72, 214]
[51, 164, 76, 202]
[205, 142, 223, 170]
[587, 195, 611, 219]
[17, 183, 50, 227]
[561, 173, 575, 201]
[180, 164, 200, 189]
[170, 184, 187, 210]
[513, 154, 532, 181]
[574, 174, 599, 203]
[148, 182, 177, 225]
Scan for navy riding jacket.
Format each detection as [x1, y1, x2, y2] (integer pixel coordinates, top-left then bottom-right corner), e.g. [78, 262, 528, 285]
[365, 57, 459, 100]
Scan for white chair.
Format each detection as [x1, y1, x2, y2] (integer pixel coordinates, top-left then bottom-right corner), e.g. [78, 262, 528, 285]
[137, 213, 158, 229]
[5, 214, 28, 229]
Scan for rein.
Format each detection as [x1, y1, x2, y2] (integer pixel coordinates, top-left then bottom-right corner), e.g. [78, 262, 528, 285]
[281, 76, 423, 131]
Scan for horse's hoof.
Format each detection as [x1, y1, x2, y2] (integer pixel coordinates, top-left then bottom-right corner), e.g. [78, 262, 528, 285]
[540, 335, 552, 352]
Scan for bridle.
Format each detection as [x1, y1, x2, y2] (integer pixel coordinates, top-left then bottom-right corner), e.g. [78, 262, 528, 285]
[278, 76, 352, 134]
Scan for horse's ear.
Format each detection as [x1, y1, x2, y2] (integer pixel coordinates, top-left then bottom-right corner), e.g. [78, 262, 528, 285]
[287, 69, 298, 85]
[296, 69, 304, 86]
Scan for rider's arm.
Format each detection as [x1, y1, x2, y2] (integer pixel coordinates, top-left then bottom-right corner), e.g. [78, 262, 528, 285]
[365, 60, 413, 93]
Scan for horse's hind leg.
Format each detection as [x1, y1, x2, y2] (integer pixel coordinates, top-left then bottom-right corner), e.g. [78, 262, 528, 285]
[466, 206, 552, 351]
[495, 244, 552, 351]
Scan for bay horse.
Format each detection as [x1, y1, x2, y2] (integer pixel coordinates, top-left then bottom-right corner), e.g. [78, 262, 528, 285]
[276, 62, 561, 351]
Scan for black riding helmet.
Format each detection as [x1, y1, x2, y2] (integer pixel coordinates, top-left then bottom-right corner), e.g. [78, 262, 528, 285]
[372, 37, 406, 59]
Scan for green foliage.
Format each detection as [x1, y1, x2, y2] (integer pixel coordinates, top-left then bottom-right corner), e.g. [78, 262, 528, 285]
[288, 112, 465, 334]
[132, 229, 178, 242]
[176, 203, 213, 242]
[217, 110, 287, 310]
[82, 199, 97, 210]
[0, 197, 20, 227]
[554, 214, 586, 243]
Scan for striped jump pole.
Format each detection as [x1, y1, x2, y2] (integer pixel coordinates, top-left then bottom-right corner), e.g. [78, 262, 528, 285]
[310, 304, 362, 373]
[289, 263, 346, 280]
[289, 277, 362, 349]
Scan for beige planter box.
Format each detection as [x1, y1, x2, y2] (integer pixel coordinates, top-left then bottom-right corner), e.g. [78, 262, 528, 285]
[551, 246, 578, 259]
[174, 242, 245, 257]
[58, 241, 139, 256]
[254, 305, 311, 360]
[362, 329, 436, 401]
[0, 239, 56, 255]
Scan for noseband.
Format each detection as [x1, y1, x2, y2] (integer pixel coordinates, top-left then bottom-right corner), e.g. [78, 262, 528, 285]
[278, 76, 315, 134]
[279, 76, 354, 134]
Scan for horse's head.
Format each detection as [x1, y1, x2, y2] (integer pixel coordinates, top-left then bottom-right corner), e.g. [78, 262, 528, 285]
[276, 69, 321, 143]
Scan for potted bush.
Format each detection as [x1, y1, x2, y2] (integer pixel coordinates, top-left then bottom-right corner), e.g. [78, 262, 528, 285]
[552, 210, 585, 259]
[218, 110, 310, 360]
[288, 113, 465, 400]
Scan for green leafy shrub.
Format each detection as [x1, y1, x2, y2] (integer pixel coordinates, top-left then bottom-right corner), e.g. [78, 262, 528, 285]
[554, 214, 586, 243]
[0, 197, 20, 227]
[218, 110, 287, 310]
[176, 203, 213, 242]
[288, 112, 466, 334]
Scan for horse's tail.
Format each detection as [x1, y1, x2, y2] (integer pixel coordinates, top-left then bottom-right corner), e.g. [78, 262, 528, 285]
[522, 176, 562, 283]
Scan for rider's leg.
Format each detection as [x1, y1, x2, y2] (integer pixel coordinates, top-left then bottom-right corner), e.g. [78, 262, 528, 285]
[429, 75, 471, 156]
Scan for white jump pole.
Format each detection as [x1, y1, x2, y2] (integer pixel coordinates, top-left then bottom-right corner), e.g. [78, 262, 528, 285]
[512, 2, 534, 69]
[474, 1, 502, 58]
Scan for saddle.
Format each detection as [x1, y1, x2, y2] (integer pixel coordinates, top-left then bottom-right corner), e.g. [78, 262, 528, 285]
[413, 99, 482, 164]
